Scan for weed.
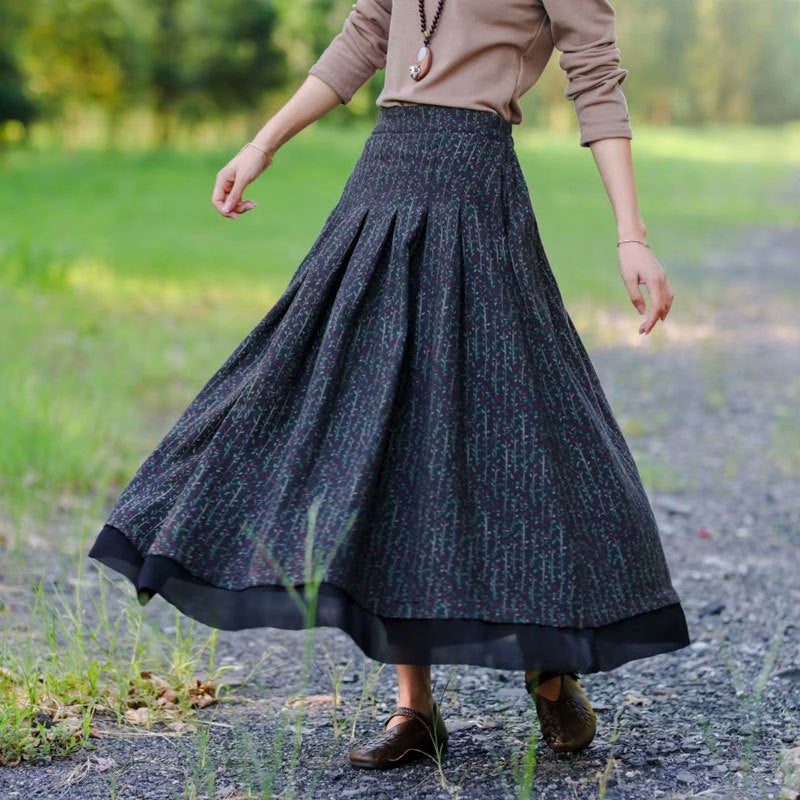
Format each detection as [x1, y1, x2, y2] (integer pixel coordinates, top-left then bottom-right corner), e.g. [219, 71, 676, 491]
[0, 538, 227, 765]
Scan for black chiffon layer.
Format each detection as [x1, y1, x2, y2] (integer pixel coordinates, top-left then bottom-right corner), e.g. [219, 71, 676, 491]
[91, 524, 689, 673]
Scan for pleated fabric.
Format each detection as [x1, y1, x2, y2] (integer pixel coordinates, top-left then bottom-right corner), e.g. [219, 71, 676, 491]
[90, 104, 690, 672]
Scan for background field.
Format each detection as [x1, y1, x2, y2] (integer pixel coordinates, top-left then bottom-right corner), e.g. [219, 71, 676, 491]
[2, 124, 798, 527]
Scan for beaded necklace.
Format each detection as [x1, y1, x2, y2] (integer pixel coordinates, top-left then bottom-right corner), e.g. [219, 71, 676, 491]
[409, 0, 447, 81]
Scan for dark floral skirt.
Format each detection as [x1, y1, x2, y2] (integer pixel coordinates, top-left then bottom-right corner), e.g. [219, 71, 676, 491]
[89, 103, 691, 672]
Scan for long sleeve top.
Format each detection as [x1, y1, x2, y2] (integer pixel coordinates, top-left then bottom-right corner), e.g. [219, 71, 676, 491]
[308, 0, 633, 147]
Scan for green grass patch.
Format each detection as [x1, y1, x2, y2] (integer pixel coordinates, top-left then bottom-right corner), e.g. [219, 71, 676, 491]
[514, 123, 799, 300]
[0, 123, 796, 522]
[0, 560, 226, 766]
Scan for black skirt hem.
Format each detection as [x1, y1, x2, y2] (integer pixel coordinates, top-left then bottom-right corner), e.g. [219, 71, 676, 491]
[89, 524, 690, 673]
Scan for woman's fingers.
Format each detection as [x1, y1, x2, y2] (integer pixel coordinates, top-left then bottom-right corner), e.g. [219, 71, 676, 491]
[639, 278, 670, 335]
[213, 149, 270, 218]
[226, 200, 257, 219]
[214, 175, 254, 219]
[623, 275, 646, 316]
[212, 175, 256, 218]
[222, 176, 248, 214]
[212, 168, 235, 216]
[212, 168, 254, 218]
[663, 277, 675, 319]
[619, 247, 675, 335]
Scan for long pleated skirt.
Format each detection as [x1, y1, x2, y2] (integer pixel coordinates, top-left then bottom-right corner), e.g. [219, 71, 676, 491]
[89, 104, 691, 672]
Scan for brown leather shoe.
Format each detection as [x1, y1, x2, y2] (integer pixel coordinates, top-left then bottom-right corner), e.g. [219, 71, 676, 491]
[525, 670, 597, 753]
[348, 700, 449, 769]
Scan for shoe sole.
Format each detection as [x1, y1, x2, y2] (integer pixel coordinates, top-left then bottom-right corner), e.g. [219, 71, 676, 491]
[544, 736, 595, 753]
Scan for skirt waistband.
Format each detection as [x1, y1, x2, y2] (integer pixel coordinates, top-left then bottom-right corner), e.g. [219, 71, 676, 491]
[372, 103, 513, 140]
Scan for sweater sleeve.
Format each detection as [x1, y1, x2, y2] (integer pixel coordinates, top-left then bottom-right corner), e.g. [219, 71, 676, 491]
[541, 0, 632, 147]
[308, 0, 393, 104]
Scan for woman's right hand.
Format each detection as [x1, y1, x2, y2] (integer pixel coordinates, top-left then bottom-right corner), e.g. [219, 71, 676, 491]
[210, 76, 345, 219]
[210, 76, 343, 220]
[212, 143, 273, 219]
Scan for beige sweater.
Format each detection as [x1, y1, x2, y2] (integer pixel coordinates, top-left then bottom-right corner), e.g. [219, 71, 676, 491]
[308, 0, 633, 147]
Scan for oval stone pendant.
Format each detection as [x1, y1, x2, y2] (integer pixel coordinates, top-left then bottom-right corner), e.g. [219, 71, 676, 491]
[409, 44, 432, 81]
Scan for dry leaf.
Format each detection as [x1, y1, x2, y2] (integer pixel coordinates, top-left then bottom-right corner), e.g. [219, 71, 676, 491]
[140, 670, 171, 690]
[124, 707, 151, 726]
[623, 690, 653, 706]
[157, 687, 179, 706]
[164, 719, 198, 734]
[285, 693, 337, 708]
[187, 679, 217, 709]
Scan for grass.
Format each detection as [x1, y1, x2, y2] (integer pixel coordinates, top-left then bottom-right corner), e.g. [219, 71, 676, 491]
[514, 122, 800, 298]
[771, 391, 800, 476]
[716, 611, 789, 798]
[510, 722, 540, 800]
[0, 122, 796, 523]
[0, 553, 226, 766]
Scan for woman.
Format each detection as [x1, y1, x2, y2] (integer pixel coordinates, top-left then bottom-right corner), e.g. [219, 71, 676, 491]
[89, 0, 691, 770]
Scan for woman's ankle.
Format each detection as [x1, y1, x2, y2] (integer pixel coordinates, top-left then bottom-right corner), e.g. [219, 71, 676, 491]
[396, 690, 434, 714]
[524, 670, 563, 701]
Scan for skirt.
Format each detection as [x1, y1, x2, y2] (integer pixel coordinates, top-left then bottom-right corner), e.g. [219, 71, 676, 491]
[89, 103, 691, 673]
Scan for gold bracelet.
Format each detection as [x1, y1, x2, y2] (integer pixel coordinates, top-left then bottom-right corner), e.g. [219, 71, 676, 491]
[239, 141, 273, 164]
[617, 238, 651, 249]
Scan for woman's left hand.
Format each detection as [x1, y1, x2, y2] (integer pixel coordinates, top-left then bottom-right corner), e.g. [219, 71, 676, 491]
[618, 242, 674, 335]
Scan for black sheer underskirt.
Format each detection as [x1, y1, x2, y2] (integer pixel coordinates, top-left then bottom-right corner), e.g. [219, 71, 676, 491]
[89, 525, 691, 673]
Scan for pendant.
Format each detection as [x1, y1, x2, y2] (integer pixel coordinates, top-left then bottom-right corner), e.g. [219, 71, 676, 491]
[409, 44, 432, 81]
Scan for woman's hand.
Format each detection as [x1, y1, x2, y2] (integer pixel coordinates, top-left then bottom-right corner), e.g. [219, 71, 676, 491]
[587, 137, 675, 335]
[212, 144, 273, 219]
[618, 241, 674, 335]
[210, 77, 343, 221]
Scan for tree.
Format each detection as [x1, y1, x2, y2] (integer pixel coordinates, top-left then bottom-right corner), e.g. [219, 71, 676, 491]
[0, 2, 37, 137]
[148, 0, 288, 144]
[21, 0, 143, 141]
[149, 0, 185, 145]
[186, 0, 287, 116]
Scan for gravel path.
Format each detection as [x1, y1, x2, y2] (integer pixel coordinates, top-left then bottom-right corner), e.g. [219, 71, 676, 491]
[2, 222, 798, 800]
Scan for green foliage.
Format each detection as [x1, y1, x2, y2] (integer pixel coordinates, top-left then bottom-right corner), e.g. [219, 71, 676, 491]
[0, 2, 37, 130]
[614, 0, 800, 124]
[21, 0, 143, 120]
[147, 0, 287, 143]
[3, 0, 797, 144]
[182, 0, 288, 114]
[0, 52, 37, 130]
[0, 125, 796, 520]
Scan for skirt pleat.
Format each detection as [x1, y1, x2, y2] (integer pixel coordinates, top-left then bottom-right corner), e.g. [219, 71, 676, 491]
[90, 104, 690, 672]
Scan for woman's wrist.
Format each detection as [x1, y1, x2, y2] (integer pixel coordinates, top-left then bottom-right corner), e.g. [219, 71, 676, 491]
[240, 141, 273, 165]
[250, 120, 284, 160]
[616, 218, 647, 241]
[250, 134, 279, 161]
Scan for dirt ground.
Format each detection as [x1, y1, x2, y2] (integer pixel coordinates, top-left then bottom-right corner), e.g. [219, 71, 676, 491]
[2, 220, 798, 800]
